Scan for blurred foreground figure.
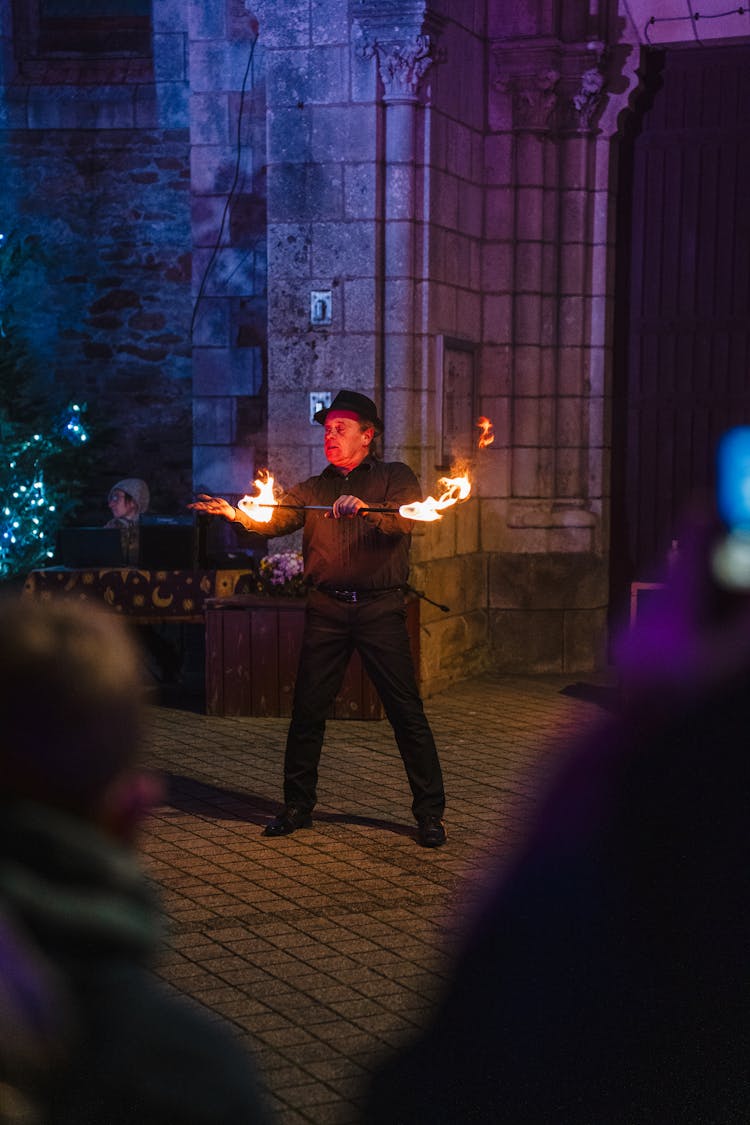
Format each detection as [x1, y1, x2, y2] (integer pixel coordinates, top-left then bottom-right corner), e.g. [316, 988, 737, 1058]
[0, 596, 272, 1124]
[364, 512, 750, 1124]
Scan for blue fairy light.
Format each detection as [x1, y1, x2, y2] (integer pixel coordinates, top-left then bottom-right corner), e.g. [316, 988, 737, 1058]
[0, 231, 94, 580]
[61, 403, 89, 445]
[0, 398, 92, 578]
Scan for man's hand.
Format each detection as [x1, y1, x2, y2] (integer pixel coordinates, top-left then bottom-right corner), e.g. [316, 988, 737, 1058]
[188, 494, 236, 521]
[332, 494, 366, 518]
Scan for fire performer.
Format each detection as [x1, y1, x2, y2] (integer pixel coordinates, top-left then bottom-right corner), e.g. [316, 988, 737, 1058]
[189, 389, 447, 848]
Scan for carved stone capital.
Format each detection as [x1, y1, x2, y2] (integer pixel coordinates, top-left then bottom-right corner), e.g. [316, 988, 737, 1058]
[568, 55, 611, 132]
[353, 2, 445, 103]
[494, 67, 561, 132]
[358, 30, 440, 102]
[492, 40, 611, 135]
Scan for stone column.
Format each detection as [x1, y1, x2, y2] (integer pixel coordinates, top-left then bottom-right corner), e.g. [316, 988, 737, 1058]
[555, 63, 609, 529]
[487, 38, 613, 670]
[492, 47, 609, 543]
[358, 27, 437, 462]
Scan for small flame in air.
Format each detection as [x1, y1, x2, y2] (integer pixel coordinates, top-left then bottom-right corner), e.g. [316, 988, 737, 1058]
[237, 471, 278, 523]
[477, 416, 495, 449]
[399, 475, 471, 522]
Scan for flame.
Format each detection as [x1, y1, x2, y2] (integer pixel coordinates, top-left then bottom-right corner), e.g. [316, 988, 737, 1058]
[399, 475, 471, 522]
[477, 416, 495, 449]
[237, 471, 278, 523]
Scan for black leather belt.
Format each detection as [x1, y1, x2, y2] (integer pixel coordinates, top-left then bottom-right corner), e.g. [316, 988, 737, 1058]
[317, 586, 402, 604]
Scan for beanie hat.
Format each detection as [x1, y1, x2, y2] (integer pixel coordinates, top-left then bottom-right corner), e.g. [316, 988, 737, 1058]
[109, 478, 150, 515]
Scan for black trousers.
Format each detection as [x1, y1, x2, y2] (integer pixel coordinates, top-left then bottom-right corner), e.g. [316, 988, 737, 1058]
[283, 589, 445, 820]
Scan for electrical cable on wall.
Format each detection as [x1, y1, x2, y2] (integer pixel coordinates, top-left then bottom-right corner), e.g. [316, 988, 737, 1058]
[189, 30, 259, 345]
[645, 5, 747, 44]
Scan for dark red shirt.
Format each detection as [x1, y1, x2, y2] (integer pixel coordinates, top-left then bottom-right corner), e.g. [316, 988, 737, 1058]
[237, 456, 422, 590]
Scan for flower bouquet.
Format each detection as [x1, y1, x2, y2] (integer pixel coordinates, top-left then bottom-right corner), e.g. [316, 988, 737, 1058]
[253, 550, 306, 598]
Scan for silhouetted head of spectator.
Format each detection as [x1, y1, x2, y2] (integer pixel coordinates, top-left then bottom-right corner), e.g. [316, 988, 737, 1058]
[0, 597, 156, 838]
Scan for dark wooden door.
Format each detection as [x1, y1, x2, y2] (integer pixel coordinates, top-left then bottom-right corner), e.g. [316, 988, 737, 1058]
[611, 45, 750, 611]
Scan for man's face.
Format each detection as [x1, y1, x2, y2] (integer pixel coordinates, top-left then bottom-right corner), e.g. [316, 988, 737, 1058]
[324, 416, 373, 471]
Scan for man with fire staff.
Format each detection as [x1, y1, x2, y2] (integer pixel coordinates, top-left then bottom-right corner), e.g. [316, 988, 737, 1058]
[190, 389, 446, 848]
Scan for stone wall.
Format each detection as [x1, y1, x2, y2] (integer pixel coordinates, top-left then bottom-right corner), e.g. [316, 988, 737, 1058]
[480, 0, 617, 673]
[256, 0, 382, 495]
[189, 0, 268, 501]
[410, 5, 493, 691]
[0, 0, 193, 519]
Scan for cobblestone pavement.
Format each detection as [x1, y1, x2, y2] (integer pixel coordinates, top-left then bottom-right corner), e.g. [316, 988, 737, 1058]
[139, 672, 616, 1124]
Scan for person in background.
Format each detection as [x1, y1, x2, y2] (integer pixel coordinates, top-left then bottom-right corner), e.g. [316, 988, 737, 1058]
[103, 475, 188, 685]
[105, 478, 150, 528]
[363, 509, 750, 1123]
[104, 479, 149, 571]
[0, 595, 273, 1124]
[189, 389, 447, 848]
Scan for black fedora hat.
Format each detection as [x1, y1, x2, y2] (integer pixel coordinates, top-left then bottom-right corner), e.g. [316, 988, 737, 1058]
[314, 389, 384, 435]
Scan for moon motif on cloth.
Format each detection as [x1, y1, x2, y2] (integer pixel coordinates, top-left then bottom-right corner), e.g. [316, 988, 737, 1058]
[152, 587, 174, 609]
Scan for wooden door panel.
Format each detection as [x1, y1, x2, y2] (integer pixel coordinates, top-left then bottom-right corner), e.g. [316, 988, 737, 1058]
[613, 45, 750, 597]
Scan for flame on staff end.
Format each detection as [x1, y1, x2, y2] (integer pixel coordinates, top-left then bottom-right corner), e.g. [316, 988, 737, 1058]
[399, 474, 471, 522]
[477, 416, 494, 448]
[237, 470, 278, 523]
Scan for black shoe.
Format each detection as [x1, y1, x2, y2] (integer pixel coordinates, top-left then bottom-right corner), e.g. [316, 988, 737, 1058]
[417, 815, 446, 848]
[263, 805, 313, 837]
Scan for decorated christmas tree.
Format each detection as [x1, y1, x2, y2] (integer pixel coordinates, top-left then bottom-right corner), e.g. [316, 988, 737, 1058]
[0, 232, 93, 581]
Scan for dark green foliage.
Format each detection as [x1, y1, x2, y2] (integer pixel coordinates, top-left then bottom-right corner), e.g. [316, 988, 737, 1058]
[0, 232, 99, 579]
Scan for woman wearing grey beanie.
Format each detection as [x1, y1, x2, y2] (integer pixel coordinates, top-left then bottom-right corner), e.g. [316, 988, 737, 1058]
[105, 479, 150, 529]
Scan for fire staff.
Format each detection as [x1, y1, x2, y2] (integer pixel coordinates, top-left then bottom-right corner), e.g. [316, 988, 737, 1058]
[190, 389, 447, 848]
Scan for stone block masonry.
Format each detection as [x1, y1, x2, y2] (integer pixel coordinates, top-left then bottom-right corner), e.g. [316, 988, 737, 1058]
[1, 126, 193, 519]
[189, 2, 267, 498]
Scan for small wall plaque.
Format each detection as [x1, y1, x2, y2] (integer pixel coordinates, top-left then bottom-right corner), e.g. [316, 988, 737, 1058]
[310, 290, 332, 326]
[309, 391, 332, 423]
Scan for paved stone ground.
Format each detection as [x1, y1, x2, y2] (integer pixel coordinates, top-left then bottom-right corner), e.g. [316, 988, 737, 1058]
[139, 672, 617, 1124]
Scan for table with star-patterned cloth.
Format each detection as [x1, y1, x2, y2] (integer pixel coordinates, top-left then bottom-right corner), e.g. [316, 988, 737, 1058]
[22, 567, 256, 623]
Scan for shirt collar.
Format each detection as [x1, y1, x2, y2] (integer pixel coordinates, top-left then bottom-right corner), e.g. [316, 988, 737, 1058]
[322, 455, 376, 478]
